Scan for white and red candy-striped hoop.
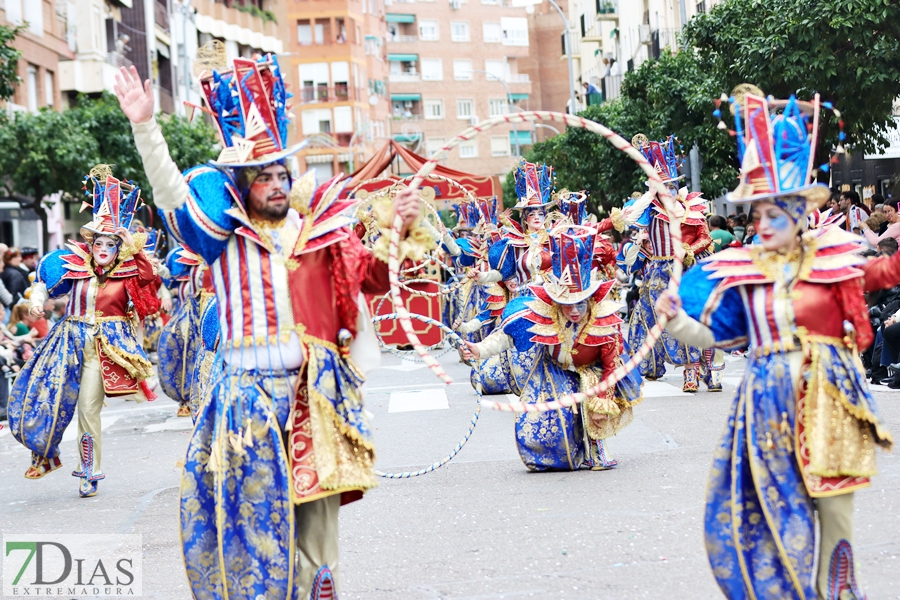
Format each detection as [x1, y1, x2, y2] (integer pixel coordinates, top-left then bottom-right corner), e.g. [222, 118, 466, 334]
[388, 110, 683, 399]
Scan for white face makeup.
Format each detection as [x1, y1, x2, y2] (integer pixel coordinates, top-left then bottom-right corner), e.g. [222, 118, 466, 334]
[561, 300, 589, 323]
[524, 208, 545, 232]
[753, 202, 797, 252]
[92, 236, 119, 267]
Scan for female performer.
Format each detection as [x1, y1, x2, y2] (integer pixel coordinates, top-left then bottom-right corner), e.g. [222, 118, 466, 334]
[463, 225, 641, 471]
[656, 92, 897, 599]
[8, 167, 160, 497]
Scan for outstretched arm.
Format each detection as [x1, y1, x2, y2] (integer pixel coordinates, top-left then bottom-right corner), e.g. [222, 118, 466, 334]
[863, 250, 900, 292]
[114, 65, 190, 212]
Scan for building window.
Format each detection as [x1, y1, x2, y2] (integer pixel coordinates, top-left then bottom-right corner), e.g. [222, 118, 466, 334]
[424, 98, 444, 119]
[501, 17, 529, 46]
[453, 59, 472, 80]
[481, 0, 498, 5]
[419, 19, 439, 41]
[456, 98, 474, 119]
[23, 0, 43, 36]
[425, 137, 446, 157]
[26, 65, 38, 113]
[484, 59, 505, 81]
[92, 5, 103, 51]
[450, 21, 469, 42]
[421, 58, 443, 80]
[490, 136, 510, 156]
[488, 98, 508, 117]
[459, 140, 478, 158]
[44, 71, 54, 107]
[482, 22, 501, 43]
[696, 1, 706, 13]
[297, 21, 312, 45]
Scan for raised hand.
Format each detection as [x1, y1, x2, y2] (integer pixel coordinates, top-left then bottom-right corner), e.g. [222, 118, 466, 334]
[394, 187, 422, 233]
[113, 65, 154, 124]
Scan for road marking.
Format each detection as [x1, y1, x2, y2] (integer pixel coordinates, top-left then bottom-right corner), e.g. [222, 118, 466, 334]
[143, 418, 195, 434]
[383, 359, 430, 372]
[388, 389, 449, 413]
[641, 380, 692, 397]
[62, 415, 121, 442]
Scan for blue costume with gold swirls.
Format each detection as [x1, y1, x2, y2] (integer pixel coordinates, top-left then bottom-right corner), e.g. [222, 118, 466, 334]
[665, 92, 898, 599]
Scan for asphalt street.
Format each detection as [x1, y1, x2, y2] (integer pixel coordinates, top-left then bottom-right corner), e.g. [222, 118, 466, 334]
[1, 348, 898, 599]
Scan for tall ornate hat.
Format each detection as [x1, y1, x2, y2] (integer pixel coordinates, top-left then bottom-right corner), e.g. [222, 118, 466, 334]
[719, 86, 834, 213]
[544, 225, 603, 304]
[633, 134, 683, 185]
[452, 200, 481, 231]
[513, 161, 556, 210]
[79, 165, 143, 241]
[477, 196, 499, 228]
[556, 190, 588, 225]
[199, 53, 305, 167]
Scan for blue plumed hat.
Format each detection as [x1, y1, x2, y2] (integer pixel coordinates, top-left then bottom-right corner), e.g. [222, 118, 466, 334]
[633, 134, 683, 185]
[79, 165, 143, 241]
[199, 51, 306, 167]
[452, 201, 481, 231]
[556, 190, 588, 225]
[513, 161, 556, 210]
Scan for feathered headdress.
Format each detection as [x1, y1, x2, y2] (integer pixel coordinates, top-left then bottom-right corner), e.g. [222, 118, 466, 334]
[79, 165, 143, 241]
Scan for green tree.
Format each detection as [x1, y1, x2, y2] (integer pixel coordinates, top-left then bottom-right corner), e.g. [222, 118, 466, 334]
[506, 49, 737, 208]
[0, 23, 24, 101]
[0, 93, 218, 249]
[683, 0, 900, 159]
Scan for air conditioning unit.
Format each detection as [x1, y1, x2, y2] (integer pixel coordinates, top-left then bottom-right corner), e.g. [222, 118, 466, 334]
[468, 116, 479, 126]
[639, 24, 651, 44]
[404, 101, 413, 108]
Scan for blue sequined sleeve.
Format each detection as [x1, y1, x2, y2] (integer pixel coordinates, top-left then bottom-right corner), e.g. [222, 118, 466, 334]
[200, 297, 220, 352]
[499, 295, 537, 352]
[36, 249, 75, 297]
[454, 238, 477, 268]
[679, 266, 749, 350]
[488, 238, 516, 280]
[159, 166, 240, 266]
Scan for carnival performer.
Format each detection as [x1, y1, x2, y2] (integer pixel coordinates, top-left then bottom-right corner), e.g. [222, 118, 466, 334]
[626, 135, 719, 392]
[115, 52, 429, 599]
[8, 166, 160, 498]
[463, 225, 642, 470]
[655, 92, 898, 600]
[157, 244, 210, 417]
[141, 229, 171, 361]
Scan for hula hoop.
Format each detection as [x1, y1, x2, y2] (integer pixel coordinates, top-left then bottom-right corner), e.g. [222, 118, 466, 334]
[372, 295, 455, 361]
[370, 313, 482, 478]
[387, 110, 682, 396]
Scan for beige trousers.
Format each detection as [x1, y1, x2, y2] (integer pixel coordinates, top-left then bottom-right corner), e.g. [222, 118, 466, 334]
[76, 342, 106, 473]
[294, 494, 341, 599]
[817, 493, 855, 599]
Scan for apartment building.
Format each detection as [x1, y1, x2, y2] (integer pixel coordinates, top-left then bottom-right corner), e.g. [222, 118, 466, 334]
[285, 0, 389, 180]
[384, 0, 533, 176]
[519, 0, 569, 141]
[1, 0, 75, 251]
[568, 0, 722, 106]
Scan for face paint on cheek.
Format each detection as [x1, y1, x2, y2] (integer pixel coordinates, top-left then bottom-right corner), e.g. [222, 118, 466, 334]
[769, 214, 792, 232]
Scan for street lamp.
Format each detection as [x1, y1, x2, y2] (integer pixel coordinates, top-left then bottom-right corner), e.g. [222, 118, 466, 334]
[469, 69, 520, 156]
[546, 0, 577, 116]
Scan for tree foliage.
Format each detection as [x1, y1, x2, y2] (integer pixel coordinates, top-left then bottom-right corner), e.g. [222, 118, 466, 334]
[0, 93, 218, 248]
[506, 0, 900, 207]
[0, 24, 23, 101]
[683, 0, 900, 156]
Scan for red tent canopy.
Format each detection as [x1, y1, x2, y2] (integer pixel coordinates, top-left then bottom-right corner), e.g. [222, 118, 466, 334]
[342, 140, 501, 207]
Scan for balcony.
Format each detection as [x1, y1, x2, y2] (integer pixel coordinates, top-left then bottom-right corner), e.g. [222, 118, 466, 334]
[506, 73, 530, 83]
[581, 19, 604, 42]
[595, 0, 618, 20]
[387, 35, 418, 43]
[299, 85, 362, 104]
[601, 74, 622, 102]
[389, 71, 421, 82]
[561, 32, 581, 58]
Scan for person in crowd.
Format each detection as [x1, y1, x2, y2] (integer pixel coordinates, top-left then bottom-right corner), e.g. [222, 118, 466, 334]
[871, 194, 888, 234]
[9, 303, 48, 341]
[583, 80, 601, 96]
[840, 190, 868, 233]
[731, 213, 746, 241]
[1, 249, 29, 307]
[742, 222, 757, 245]
[860, 198, 900, 246]
[708, 215, 735, 252]
[20, 248, 39, 273]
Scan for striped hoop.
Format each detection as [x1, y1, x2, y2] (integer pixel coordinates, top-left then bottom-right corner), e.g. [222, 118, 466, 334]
[387, 110, 683, 403]
[371, 313, 481, 478]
